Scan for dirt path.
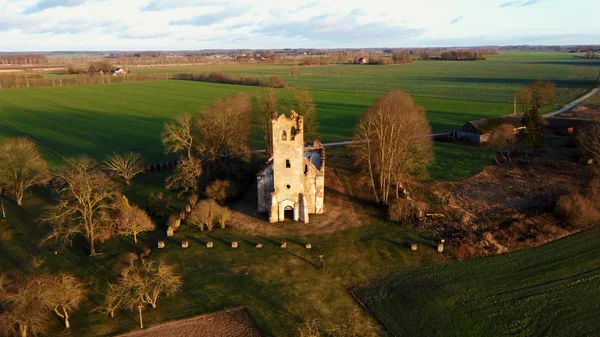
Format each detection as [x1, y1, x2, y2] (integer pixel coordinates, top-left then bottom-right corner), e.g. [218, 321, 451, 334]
[115, 307, 261, 337]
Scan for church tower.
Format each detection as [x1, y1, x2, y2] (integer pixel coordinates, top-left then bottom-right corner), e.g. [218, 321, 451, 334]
[256, 110, 325, 224]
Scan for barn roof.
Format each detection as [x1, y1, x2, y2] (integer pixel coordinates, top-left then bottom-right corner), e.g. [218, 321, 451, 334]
[459, 114, 523, 135]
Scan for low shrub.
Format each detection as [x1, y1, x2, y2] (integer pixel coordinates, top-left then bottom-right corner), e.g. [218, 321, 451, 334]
[555, 193, 600, 228]
[388, 198, 427, 223]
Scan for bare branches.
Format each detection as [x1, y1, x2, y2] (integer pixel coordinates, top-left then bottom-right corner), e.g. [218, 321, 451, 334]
[162, 115, 194, 160]
[165, 156, 202, 193]
[103, 152, 144, 186]
[195, 92, 253, 162]
[98, 258, 182, 328]
[44, 157, 119, 256]
[292, 88, 319, 141]
[488, 124, 517, 164]
[38, 273, 85, 329]
[0, 138, 50, 206]
[352, 89, 433, 205]
[578, 122, 600, 162]
[0, 274, 50, 337]
[256, 88, 279, 156]
[115, 196, 156, 243]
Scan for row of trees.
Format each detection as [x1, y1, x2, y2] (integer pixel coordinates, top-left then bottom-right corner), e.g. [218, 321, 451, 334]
[437, 50, 486, 61]
[174, 72, 288, 88]
[162, 88, 318, 194]
[0, 256, 182, 336]
[0, 55, 49, 65]
[0, 72, 170, 89]
[0, 272, 85, 336]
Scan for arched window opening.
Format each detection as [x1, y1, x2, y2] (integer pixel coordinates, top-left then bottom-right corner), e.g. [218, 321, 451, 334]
[304, 165, 308, 174]
[281, 130, 287, 141]
[290, 126, 297, 140]
[286, 159, 291, 168]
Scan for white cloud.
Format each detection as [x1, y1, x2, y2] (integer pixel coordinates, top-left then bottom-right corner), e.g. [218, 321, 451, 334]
[0, 0, 597, 51]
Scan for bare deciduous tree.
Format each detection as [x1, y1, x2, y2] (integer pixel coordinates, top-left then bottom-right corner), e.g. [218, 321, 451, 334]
[205, 179, 230, 205]
[44, 157, 118, 256]
[214, 204, 230, 229]
[488, 124, 517, 164]
[166, 156, 202, 193]
[101, 259, 182, 329]
[195, 92, 253, 162]
[0, 138, 50, 206]
[518, 80, 556, 155]
[292, 88, 319, 141]
[162, 115, 195, 160]
[578, 122, 600, 162]
[0, 274, 50, 337]
[256, 89, 279, 156]
[103, 152, 144, 186]
[115, 195, 155, 243]
[352, 89, 434, 205]
[38, 273, 85, 329]
[187, 199, 219, 231]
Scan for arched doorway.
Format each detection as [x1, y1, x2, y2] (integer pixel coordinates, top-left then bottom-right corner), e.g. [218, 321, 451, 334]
[284, 206, 294, 221]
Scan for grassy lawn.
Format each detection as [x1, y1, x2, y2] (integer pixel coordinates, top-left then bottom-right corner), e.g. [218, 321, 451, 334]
[0, 171, 443, 336]
[353, 226, 600, 337]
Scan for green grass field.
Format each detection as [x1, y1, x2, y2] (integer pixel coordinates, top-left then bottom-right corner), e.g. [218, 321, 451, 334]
[0, 172, 443, 336]
[354, 227, 600, 337]
[133, 52, 600, 103]
[0, 80, 495, 176]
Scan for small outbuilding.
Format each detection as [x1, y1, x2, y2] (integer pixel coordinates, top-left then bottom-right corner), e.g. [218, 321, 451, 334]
[455, 114, 523, 143]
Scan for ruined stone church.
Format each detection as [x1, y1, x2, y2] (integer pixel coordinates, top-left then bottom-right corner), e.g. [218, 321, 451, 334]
[257, 111, 325, 223]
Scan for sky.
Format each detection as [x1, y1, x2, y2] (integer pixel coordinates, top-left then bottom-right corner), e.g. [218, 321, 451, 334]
[0, 0, 599, 51]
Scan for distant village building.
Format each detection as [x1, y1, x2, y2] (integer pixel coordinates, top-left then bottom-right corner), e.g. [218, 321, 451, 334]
[112, 68, 126, 75]
[357, 57, 368, 65]
[257, 111, 325, 223]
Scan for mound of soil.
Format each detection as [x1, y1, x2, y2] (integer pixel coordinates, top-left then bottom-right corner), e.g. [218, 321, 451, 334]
[229, 168, 362, 236]
[115, 307, 261, 337]
[429, 156, 594, 257]
[561, 105, 600, 120]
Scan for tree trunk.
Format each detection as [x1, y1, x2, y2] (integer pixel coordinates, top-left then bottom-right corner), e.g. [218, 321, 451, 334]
[89, 237, 96, 256]
[138, 306, 144, 329]
[134, 233, 138, 243]
[20, 325, 27, 337]
[110, 310, 115, 318]
[64, 307, 70, 328]
[126, 179, 131, 186]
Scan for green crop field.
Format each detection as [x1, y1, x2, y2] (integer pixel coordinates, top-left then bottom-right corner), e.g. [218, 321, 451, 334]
[354, 226, 600, 337]
[0, 80, 495, 176]
[0, 51, 596, 173]
[134, 52, 600, 103]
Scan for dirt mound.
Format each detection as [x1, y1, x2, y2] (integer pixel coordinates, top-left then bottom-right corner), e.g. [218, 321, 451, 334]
[115, 307, 261, 337]
[229, 167, 362, 236]
[429, 156, 593, 258]
[561, 105, 600, 120]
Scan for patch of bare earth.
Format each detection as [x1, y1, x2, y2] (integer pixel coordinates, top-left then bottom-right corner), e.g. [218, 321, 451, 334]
[115, 307, 261, 337]
[428, 156, 593, 257]
[229, 167, 362, 236]
[560, 105, 600, 120]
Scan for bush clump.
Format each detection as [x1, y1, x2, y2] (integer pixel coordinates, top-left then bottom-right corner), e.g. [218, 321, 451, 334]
[555, 193, 600, 228]
[388, 198, 427, 223]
